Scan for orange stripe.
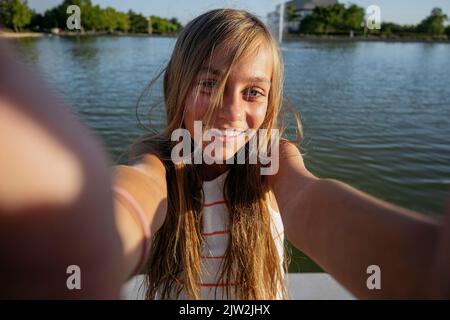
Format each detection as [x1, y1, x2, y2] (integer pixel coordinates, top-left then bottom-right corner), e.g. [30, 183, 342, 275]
[204, 200, 225, 207]
[202, 230, 229, 236]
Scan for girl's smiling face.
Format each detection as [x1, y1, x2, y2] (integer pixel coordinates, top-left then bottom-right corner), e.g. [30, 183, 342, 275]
[183, 44, 273, 162]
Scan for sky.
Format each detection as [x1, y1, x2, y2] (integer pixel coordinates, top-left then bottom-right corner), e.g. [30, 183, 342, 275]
[27, 0, 450, 26]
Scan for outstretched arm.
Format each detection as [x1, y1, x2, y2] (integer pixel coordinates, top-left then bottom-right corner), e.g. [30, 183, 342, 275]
[428, 199, 450, 298]
[0, 39, 124, 298]
[270, 141, 445, 299]
[0, 39, 168, 297]
[112, 154, 167, 280]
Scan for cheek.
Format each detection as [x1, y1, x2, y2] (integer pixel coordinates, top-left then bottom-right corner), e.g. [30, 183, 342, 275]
[183, 93, 209, 131]
[247, 103, 268, 129]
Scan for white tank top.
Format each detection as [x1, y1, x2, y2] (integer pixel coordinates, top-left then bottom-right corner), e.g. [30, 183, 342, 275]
[157, 170, 285, 299]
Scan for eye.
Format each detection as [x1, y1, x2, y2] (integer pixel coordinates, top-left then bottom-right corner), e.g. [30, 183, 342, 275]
[198, 80, 217, 90]
[244, 88, 264, 100]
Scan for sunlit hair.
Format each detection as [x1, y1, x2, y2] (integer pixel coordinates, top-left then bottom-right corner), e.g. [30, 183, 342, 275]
[130, 8, 303, 299]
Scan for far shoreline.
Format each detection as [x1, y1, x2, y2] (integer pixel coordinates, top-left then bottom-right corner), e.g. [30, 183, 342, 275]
[0, 30, 44, 38]
[284, 34, 450, 44]
[1, 29, 449, 44]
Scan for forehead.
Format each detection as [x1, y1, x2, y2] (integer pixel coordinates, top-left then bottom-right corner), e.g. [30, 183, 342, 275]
[199, 43, 273, 82]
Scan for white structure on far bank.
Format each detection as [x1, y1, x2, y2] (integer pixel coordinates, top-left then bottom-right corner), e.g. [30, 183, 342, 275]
[267, 0, 337, 37]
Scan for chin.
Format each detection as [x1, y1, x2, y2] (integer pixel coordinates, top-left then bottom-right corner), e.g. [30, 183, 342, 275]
[219, 144, 247, 164]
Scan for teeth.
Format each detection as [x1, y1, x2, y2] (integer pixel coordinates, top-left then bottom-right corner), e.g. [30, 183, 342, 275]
[223, 130, 238, 137]
[210, 128, 246, 137]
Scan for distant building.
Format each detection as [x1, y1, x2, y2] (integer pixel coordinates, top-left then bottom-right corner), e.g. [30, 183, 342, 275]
[267, 0, 337, 36]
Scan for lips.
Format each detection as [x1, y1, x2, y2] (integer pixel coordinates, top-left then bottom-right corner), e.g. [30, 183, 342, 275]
[208, 128, 248, 141]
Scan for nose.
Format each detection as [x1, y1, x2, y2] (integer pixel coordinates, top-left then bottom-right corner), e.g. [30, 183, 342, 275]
[218, 88, 245, 123]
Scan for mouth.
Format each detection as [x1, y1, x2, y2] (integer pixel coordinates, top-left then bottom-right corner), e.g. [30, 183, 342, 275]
[208, 128, 248, 142]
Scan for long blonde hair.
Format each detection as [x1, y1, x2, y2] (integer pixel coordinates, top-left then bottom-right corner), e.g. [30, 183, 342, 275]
[131, 8, 303, 300]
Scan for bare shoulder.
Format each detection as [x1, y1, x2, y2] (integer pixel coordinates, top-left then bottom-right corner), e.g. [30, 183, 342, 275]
[268, 139, 316, 190]
[113, 152, 167, 197]
[280, 139, 305, 164]
[113, 152, 168, 233]
[268, 140, 318, 219]
[132, 153, 166, 185]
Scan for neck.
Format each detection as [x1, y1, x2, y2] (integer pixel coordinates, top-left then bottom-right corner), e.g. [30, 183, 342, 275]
[200, 163, 229, 181]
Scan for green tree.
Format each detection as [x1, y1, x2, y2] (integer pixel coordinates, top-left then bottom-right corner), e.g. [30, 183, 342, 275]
[169, 17, 182, 31]
[446, 25, 450, 37]
[81, 2, 101, 31]
[417, 7, 448, 35]
[38, 0, 96, 31]
[128, 10, 148, 33]
[0, 0, 32, 32]
[151, 15, 181, 34]
[41, 7, 62, 29]
[314, 6, 333, 34]
[381, 22, 399, 36]
[103, 7, 117, 31]
[151, 16, 166, 34]
[342, 4, 364, 33]
[29, 10, 44, 30]
[15, 0, 179, 34]
[328, 3, 346, 33]
[95, 7, 129, 32]
[115, 11, 129, 32]
[298, 3, 375, 35]
[381, 22, 416, 37]
[286, 4, 298, 22]
[299, 14, 325, 34]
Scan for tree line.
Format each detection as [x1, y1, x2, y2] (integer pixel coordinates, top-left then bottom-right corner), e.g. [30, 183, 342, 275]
[288, 3, 450, 38]
[0, 0, 182, 34]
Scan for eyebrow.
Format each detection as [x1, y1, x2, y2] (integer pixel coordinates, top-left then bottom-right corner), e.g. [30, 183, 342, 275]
[199, 66, 271, 85]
